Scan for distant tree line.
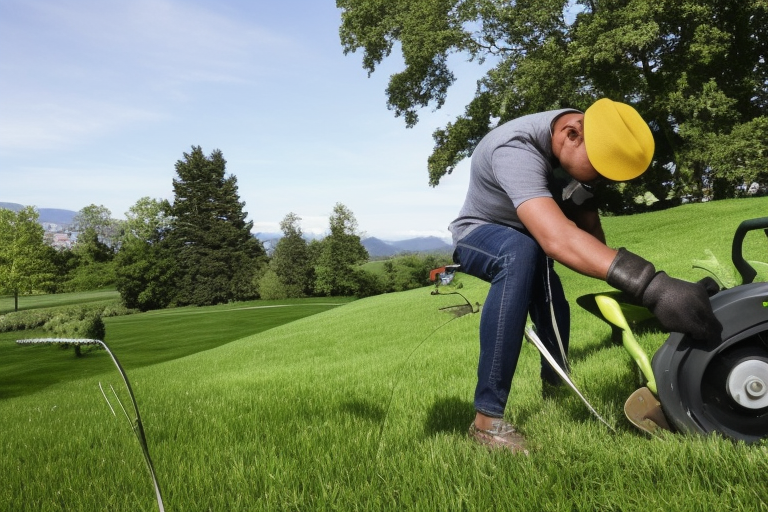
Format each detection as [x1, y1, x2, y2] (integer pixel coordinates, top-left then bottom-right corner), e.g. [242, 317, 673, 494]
[0, 146, 451, 312]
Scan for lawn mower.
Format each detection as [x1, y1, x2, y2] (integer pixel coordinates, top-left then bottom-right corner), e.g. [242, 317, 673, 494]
[431, 216, 768, 442]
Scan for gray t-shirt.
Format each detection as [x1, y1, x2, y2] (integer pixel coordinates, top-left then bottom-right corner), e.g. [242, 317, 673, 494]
[449, 109, 580, 246]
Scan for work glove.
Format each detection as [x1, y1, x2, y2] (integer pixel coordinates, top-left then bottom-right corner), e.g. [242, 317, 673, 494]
[606, 248, 723, 344]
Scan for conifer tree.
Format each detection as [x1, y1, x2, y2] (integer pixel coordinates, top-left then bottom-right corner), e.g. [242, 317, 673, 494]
[167, 146, 265, 306]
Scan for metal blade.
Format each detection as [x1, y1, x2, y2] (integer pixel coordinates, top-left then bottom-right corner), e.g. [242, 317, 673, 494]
[524, 327, 615, 432]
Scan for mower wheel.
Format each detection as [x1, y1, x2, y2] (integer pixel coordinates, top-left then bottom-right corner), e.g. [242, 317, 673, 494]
[652, 282, 768, 443]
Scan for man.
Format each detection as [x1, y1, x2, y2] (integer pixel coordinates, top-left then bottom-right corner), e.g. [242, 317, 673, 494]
[449, 98, 723, 453]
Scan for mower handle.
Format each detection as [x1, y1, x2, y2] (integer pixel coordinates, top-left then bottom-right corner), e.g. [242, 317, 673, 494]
[732, 216, 768, 284]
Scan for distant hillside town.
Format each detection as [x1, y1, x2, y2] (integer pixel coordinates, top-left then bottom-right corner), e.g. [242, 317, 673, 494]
[1, 202, 79, 250]
[1, 202, 453, 257]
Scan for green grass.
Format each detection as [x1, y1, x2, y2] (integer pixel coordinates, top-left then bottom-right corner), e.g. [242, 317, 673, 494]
[1, 197, 768, 511]
[0, 288, 121, 315]
[0, 297, 353, 399]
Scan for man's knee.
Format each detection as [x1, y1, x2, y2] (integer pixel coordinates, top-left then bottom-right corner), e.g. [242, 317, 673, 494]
[498, 232, 542, 266]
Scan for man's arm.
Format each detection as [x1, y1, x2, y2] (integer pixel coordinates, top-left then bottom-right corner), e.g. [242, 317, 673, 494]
[517, 196, 615, 279]
[519, 196, 723, 342]
[567, 204, 606, 244]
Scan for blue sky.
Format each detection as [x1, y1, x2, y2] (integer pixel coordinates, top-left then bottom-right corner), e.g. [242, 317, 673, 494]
[0, 0, 488, 241]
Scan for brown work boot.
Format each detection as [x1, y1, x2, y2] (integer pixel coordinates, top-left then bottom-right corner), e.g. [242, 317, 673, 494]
[468, 419, 529, 455]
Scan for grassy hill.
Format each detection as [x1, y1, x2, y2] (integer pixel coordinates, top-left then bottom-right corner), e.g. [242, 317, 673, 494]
[0, 297, 353, 399]
[1, 197, 767, 511]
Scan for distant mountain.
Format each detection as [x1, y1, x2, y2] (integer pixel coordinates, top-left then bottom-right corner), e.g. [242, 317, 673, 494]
[0, 202, 77, 226]
[391, 236, 453, 253]
[362, 237, 397, 257]
[253, 232, 325, 243]
[362, 236, 452, 258]
[255, 232, 452, 258]
[253, 232, 282, 242]
[0, 202, 24, 212]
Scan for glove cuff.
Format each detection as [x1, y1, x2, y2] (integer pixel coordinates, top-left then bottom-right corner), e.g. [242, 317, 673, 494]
[606, 248, 657, 302]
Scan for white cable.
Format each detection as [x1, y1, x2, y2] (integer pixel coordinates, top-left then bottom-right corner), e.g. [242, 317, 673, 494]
[525, 327, 614, 431]
[545, 257, 570, 372]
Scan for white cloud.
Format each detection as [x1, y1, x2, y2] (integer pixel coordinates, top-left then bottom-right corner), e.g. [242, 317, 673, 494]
[250, 221, 280, 234]
[0, 0, 292, 153]
[0, 1, 485, 240]
[0, 99, 162, 151]
[251, 215, 328, 237]
[15, 0, 288, 72]
[1, 161, 173, 215]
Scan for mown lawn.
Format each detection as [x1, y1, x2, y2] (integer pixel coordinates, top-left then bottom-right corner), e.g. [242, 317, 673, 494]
[0, 297, 353, 399]
[1, 197, 767, 511]
[0, 288, 121, 315]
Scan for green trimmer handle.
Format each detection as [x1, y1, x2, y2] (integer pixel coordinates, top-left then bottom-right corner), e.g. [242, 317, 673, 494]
[594, 294, 657, 394]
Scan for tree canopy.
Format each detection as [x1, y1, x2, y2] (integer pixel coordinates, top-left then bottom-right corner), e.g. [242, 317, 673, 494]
[271, 213, 315, 298]
[314, 203, 370, 296]
[73, 204, 120, 247]
[114, 197, 175, 311]
[120, 197, 172, 244]
[338, 0, 768, 208]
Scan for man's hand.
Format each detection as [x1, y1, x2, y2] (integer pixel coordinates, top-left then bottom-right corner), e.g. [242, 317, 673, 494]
[607, 248, 723, 343]
[642, 272, 723, 344]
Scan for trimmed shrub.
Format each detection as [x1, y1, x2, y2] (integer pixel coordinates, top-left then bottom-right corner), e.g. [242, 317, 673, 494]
[44, 311, 106, 357]
[0, 301, 134, 333]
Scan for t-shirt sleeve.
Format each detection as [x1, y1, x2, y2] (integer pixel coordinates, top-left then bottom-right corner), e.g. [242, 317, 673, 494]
[490, 143, 553, 209]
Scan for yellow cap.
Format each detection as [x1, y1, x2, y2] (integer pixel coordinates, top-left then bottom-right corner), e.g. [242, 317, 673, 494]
[583, 98, 655, 181]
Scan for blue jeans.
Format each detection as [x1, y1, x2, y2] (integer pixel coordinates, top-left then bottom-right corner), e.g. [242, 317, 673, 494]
[454, 224, 570, 418]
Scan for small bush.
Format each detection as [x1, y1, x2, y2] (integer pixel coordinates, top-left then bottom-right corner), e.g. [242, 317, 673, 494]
[44, 311, 106, 357]
[256, 269, 288, 300]
[352, 268, 385, 298]
[99, 302, 135, 318]
[46, 313, 105, 340]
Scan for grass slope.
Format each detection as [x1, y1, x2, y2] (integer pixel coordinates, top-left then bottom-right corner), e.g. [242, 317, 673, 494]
[0, 298, 352, 399]
[1, 197, 767, 511]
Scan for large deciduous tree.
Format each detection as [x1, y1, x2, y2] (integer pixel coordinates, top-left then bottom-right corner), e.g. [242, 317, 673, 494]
[0, 207, 55, 311]
[338, 0, 768, 208]
[166, 146, 266, 306]
[72, 204, 120, 248]
[120, 197, 173, 243]
[259, 213, 315, 299]
[114, 197, 176, 311]
[314, 203, 370, 296]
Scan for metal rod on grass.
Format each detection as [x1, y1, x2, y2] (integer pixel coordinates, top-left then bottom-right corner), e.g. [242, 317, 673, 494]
[524, 327, 615, 432]
[16, 338, 165, 512]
